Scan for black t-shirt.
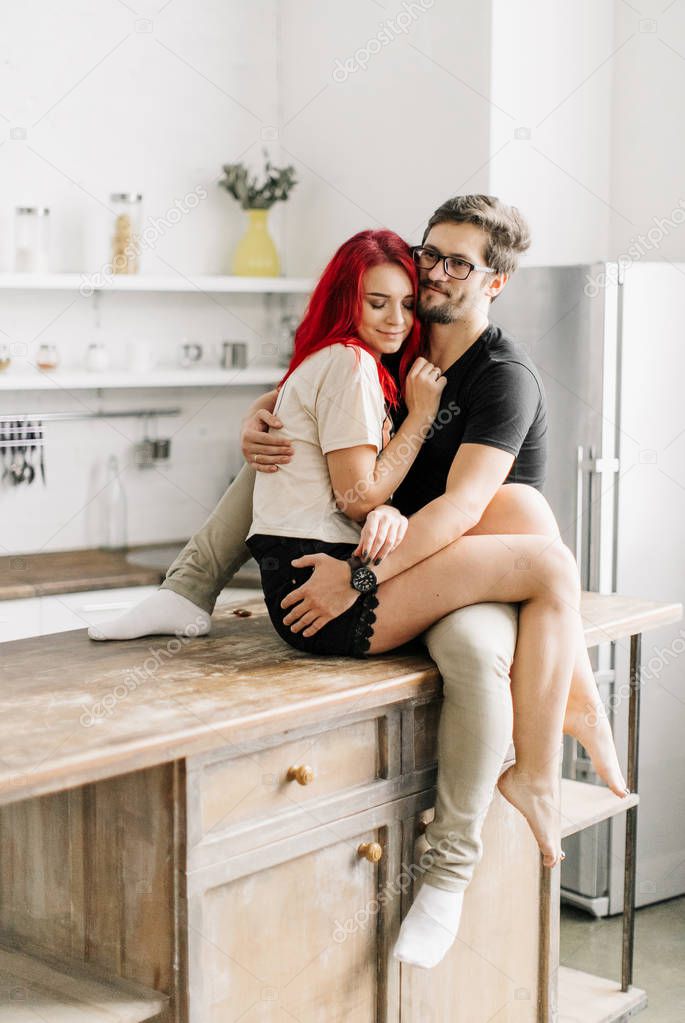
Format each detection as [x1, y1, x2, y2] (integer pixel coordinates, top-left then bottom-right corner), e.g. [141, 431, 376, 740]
[384, 323, 548, 517]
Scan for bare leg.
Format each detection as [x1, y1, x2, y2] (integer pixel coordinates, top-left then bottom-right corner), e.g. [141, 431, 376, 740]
[467, 484, 628, 798]
[366, 532, 579, 866]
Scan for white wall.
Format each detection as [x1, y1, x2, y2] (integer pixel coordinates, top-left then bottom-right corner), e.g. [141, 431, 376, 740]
[489, 0, 616, 265]
[0, 0, 297, 554]
[0, 0, 282, 274]
[4, 0, 684, 554]
[609, 0, 685, 261]
[488, 0, 685, 266]
[278, 0, 494, 272]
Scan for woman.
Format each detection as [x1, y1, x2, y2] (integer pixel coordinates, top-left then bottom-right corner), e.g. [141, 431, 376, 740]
[246, 229, 628, 877]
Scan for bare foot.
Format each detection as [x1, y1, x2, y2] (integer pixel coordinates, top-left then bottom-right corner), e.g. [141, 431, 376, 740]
[563, 699, 629, 798]
[497, 766, 563, 868]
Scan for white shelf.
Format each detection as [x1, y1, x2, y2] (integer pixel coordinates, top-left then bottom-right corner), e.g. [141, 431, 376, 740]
[0, 943, 167, 1022]
[0, 272, 314, 294]
[558, 966, 647, 1022]
[0, 366, 285, 390]
[561, 779, 639, 839]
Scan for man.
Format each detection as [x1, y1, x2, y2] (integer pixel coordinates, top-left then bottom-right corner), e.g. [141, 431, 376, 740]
[90, 195, 546, 969]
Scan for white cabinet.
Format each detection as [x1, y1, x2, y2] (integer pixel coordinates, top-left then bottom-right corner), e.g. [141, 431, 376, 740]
[0, 597, 42, 643]
[40, 586, 159, 636]
[0, 584, 262, 644]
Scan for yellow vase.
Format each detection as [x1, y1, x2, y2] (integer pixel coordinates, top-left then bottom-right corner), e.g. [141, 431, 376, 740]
[232, 208, 280, 277]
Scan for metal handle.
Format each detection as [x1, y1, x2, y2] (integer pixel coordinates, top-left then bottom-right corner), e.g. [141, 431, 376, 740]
[575, 445, 620, 587]
[357, 842, 383, 863]
[575, 444, 585, 569]
[286, 764, 315, 786]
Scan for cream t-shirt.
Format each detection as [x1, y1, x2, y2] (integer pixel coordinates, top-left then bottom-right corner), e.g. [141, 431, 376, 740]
[247, 343, 388, 544]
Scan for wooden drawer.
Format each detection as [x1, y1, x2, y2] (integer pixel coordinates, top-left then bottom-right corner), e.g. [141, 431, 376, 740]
[187, 712, 398, 846]
[412, 698, 443, 770]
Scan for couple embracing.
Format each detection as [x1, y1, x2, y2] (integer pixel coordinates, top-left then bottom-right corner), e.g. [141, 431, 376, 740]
[91, 194, 628, 970]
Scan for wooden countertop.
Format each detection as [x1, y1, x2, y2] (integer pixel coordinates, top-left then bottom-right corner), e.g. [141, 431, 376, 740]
[0, 545, 169, 599]
[0, 593, 680, 809]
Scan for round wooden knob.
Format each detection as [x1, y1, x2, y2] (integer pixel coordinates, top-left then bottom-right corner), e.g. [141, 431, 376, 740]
[357, 841, 383, 863]
[286, 764, 315, 786]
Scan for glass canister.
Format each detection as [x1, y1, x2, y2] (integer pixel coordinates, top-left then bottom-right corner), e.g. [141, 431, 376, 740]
[37, 343, 59, 370]
[110, 193, 143, 274]
[14, 207, 50, 272]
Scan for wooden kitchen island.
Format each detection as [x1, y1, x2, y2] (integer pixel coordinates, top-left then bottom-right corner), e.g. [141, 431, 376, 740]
[0, 593, 680, 1023]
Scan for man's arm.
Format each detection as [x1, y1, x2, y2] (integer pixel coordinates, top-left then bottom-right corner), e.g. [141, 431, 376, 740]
[281, 442, 515, 630]
[240, 387, 294, 470]
[280, 360, 542, 629]
[372, 442, 514, 583]
[374, 358, 542, 581]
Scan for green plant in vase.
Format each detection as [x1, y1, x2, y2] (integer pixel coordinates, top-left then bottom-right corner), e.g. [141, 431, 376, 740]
[218, 150, 297, 277]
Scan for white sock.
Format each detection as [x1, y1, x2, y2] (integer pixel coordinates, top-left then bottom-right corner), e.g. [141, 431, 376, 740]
[392, 880, 464, 969]
[88, 589, 211, 641]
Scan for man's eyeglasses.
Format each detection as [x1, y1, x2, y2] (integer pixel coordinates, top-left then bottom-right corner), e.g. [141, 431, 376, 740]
[412, 246, 496, 281]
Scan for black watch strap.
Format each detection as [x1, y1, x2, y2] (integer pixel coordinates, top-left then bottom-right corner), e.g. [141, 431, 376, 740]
[347, 554, 365, 574]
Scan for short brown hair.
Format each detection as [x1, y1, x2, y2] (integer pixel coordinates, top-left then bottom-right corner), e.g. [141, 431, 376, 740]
[422, 194, 531, 277]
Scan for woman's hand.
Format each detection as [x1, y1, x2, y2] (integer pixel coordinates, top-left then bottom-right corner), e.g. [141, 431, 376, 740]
[352, 505, 408, 564]
[281, 553, 357, 637]
[240, 407, 294, 472]
[403, 356, 447, 425]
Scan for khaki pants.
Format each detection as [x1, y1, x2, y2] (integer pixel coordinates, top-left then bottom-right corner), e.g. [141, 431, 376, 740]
[162, 464, 517, 893]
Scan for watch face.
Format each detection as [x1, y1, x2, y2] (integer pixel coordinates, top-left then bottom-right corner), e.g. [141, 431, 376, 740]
[352, 566, 377, 593]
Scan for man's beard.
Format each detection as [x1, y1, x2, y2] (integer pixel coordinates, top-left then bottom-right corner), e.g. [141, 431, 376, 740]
[417, 287, 463, 324]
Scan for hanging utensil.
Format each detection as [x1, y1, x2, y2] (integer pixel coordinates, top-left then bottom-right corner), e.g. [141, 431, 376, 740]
[38, 420, 46, 484]
[22, 422, 36, 485]
[0, 422, 7, 483]
[10, 421, 25, 485]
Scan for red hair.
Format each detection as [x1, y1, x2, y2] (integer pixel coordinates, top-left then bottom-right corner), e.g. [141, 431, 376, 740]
[278, 229, 423, 409]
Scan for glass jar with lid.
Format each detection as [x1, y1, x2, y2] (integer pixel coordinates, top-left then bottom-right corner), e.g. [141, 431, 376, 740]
[110, 193, 143, 274]
[14, 207, 50, 273]
[37, 343, 59, 370]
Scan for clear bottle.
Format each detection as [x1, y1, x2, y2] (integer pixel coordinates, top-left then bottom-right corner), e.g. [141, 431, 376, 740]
[103, 455, 127, 551]
[14, 207, 50, 272]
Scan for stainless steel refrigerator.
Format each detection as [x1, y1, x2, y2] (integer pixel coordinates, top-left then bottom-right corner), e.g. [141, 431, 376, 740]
[493, 261, 685, 916]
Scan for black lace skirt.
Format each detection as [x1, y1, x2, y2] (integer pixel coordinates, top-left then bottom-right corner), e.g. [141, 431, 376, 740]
[246, 533, 379, 658]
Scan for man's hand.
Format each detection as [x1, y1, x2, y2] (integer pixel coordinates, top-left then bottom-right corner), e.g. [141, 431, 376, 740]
[281, 554, 357, 637]
[241, 407, 294, 472]
[352, 505, 408, 564]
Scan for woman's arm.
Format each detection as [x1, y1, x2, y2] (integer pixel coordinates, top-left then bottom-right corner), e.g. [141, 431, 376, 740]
[326, 357, 446, 521]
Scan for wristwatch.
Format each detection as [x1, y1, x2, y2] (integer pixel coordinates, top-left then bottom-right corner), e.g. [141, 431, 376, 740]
[347, 555, 378, 595]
